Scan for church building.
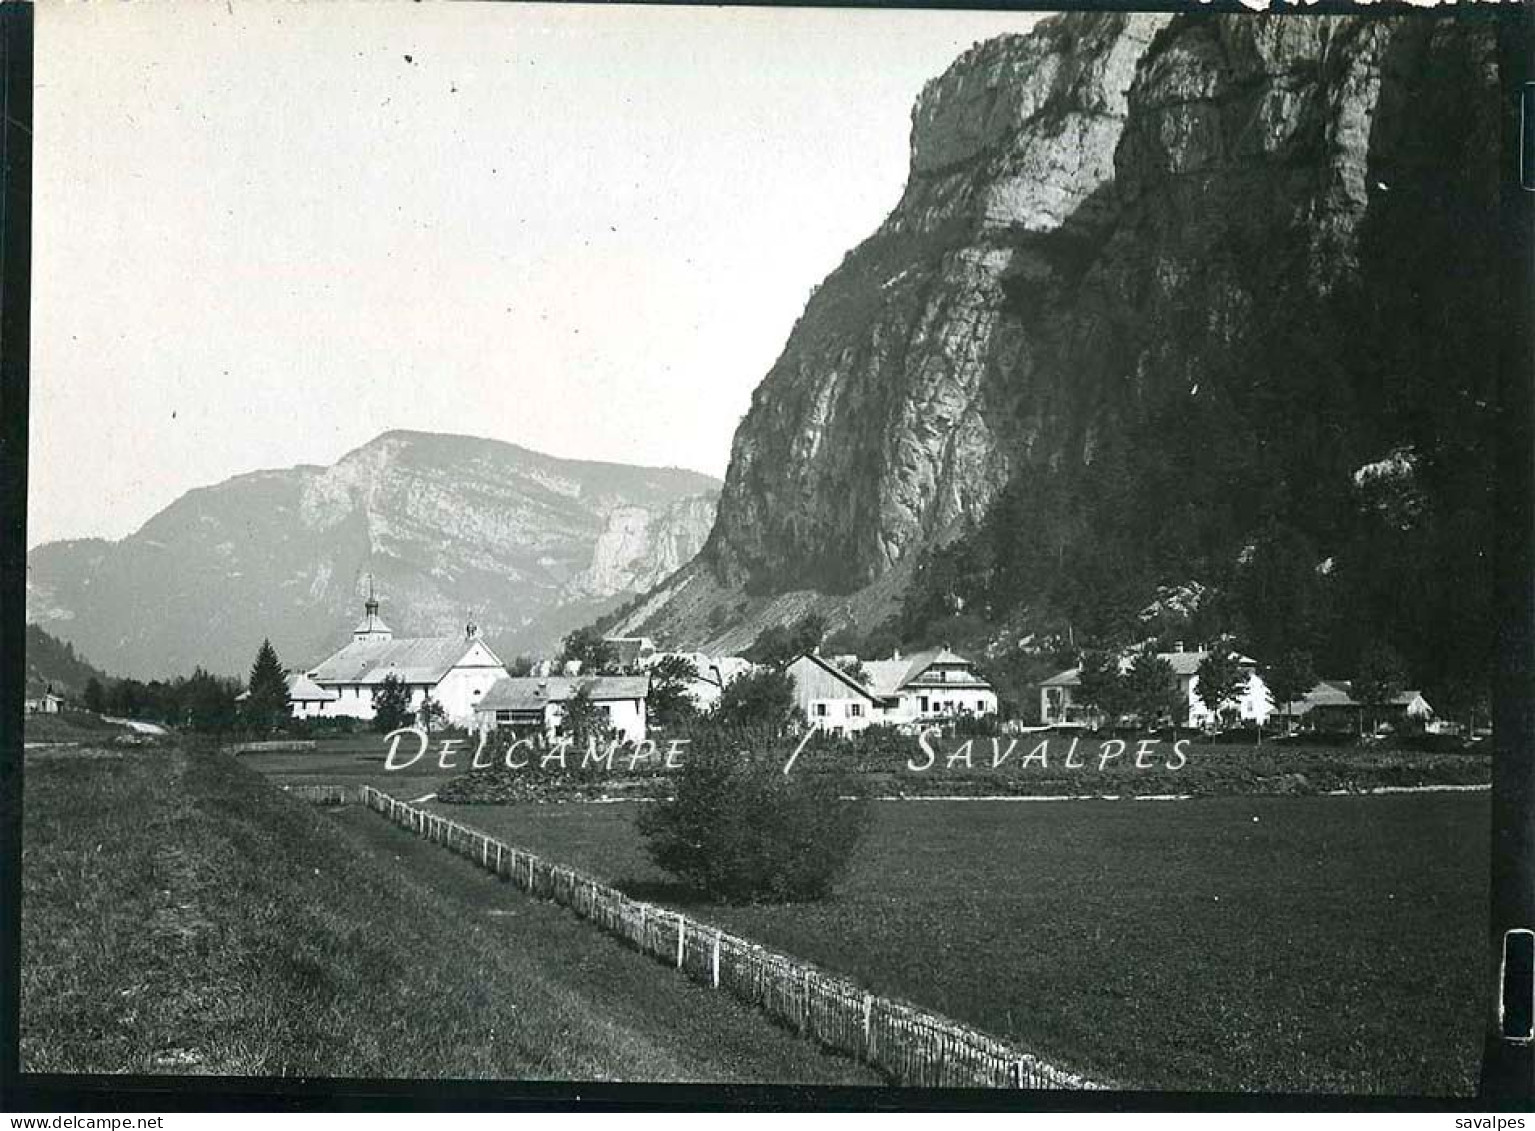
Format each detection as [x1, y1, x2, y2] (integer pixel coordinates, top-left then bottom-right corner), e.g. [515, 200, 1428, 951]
[303, 592, 510, 727]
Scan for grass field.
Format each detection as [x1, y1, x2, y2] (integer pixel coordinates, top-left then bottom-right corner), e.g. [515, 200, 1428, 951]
[242, 732, 1491, 802]
[421, 792, 1489, 1095]
[238, 735, 455, 801]
[20, 741, 876, 1084]
[22, 711, 130, 744]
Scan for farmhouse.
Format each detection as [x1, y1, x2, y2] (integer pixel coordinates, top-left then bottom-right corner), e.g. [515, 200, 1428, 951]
[235, 672, 340, 719]
[303, 596, 509, 727]
[472, 675, 649, 744]
[787, 648, 998, 736]
[1278, 680, 1434, 731]
[641, 650, 754, 712]
[1039, 646, 1274, 729]
[24, 689, 63, 715]
[284, 673, 339, 718]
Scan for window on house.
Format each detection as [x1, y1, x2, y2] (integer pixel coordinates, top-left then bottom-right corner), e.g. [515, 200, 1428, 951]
[496, 710, 512, 723]
[814, 703, 828, 717]
[848, 703, 863, 717]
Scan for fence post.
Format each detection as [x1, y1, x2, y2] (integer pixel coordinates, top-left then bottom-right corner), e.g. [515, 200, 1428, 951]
[676, 915, 686, 969]
[862, 993, 873, 1061]
[1012, 1059, 1025, 1089]
[711, 931, 721, 989]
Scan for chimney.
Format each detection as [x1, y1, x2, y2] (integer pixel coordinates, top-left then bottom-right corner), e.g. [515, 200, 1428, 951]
[1175, 641, 1184, 653]
[893, 649, 902, 662]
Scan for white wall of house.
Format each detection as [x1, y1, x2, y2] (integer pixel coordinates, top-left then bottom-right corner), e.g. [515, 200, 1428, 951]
[805, 695, 877, 736]
[433, 648, 510, 725]
[896, 687, 997, 721]
[547, 697, 647, 744]
[1039, 667, 1274, 728]
[324, 684, 377, 721]
[1185, 670, 1274, 727]
[787, 656, 879, 735]
[290, 699, 332, 719]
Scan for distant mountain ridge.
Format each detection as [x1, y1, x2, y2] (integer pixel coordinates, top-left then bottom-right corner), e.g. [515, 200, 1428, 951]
[27, 430, 720, 678]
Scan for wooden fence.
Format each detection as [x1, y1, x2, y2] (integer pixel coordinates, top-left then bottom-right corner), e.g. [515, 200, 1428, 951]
[308, 782, 1105, 1090]
[282, 782, 352, 804]
[235, 739, 319, 754]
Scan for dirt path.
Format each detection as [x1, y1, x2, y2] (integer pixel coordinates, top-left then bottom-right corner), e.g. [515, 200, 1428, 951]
[328, 804, 881, 1087]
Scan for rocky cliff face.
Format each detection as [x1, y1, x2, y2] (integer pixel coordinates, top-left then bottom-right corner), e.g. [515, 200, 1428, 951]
[706, 13, 1173, 594]
[630, 12, 1500, 660]
[27, 431, 718, 678]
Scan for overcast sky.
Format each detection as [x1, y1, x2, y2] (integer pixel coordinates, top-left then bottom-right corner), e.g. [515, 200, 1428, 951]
[30, 2, 1045, 548]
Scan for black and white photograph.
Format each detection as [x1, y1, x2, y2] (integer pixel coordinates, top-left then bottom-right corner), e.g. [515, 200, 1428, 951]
[8, 0, 1534, 1110]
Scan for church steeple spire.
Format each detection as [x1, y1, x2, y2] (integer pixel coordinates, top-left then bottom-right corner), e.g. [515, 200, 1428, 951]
[353, 574, 393, 643]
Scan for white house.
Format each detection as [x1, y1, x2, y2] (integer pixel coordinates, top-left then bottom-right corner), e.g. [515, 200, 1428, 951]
[472, 675, 649, 745]
[1039, 645, 1273, 729]
[863, 648, 999, 725]
[25, 690, 63, 715]
[640, 651, 754, 713]
[786, 653, 883, 736]
[303, 596, 509, 727]
[786, 648, 998, 736]
[236, 672, 339, 719]
[285, 673, 339, 719]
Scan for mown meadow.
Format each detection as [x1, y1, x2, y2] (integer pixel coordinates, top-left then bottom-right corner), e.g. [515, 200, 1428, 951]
[20, 741, 875, 1085]
[424, 790, 1488, 1095]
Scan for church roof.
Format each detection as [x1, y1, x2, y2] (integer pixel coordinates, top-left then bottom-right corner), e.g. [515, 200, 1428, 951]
[354, 613, 392, 635]
[309, 636, 481, 687]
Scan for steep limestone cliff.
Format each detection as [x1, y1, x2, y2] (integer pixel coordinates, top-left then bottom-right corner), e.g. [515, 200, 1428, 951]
[626, 11, 1501, 676]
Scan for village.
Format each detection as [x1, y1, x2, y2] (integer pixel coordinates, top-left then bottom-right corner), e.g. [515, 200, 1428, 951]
[134, 584, 1444, 752]
[16, 2, 1518, 1104]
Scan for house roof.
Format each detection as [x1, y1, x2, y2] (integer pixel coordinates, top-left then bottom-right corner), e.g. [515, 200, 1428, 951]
[1039, 666, 1083, 688]
[789, 653, 883, 701]
[1040, 649, 1258, 688]
[475, 675, 650, 713]
[309, 636, 489, 687]
[863, 648, 990, 697]
[287, 673, 338, 702]
[1284, 680, 1429, 714]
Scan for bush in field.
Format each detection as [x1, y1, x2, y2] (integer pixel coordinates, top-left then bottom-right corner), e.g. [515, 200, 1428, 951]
[637, 747, 869, 903]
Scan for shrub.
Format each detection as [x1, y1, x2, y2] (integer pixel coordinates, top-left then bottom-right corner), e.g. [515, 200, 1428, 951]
[372, 675, 413, 734]
[636, 746, 869, 904]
